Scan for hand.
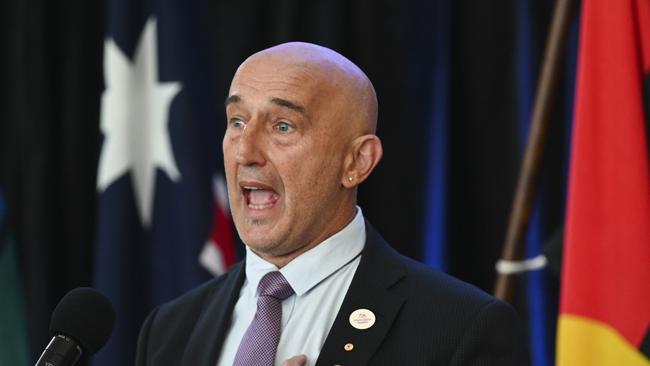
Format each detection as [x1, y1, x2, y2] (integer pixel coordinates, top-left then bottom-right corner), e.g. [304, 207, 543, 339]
[281, 354, 307, 366]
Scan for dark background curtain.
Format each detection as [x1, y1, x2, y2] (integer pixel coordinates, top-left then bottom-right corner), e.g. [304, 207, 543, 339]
[0, 1, 578, 365]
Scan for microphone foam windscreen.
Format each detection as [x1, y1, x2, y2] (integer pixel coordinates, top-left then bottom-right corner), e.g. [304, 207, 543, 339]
[49, 287, 116, 355]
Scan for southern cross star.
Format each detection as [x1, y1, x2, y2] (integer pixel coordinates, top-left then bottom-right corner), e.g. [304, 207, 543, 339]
[97, 18, 182, 227]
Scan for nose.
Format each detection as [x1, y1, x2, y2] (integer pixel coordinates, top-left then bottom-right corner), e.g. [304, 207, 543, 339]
[235, 123, 266, 166]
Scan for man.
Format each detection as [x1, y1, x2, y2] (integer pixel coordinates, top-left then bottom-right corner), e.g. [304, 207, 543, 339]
[135, 42, 528, 366]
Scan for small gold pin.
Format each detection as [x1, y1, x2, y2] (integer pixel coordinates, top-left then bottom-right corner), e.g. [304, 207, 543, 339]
[344, 343, 354, 351]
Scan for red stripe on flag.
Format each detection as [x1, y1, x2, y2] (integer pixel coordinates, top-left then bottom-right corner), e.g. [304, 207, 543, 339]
[560, 0, 650, 349]
[210, 202, 235, 268]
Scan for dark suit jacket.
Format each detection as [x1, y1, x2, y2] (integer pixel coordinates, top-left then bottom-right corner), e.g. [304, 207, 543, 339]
[136, 224, 529, 365]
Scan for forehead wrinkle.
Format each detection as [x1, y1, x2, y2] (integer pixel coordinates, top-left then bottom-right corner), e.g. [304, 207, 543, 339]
[233, 71, 325, 118]
[224, 92, 311, 124]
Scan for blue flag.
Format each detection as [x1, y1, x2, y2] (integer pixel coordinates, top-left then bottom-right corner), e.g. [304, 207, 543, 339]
[93, 1, 234, 364]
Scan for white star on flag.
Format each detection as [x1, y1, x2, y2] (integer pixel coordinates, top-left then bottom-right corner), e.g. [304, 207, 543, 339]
[97, 17, 182, 227]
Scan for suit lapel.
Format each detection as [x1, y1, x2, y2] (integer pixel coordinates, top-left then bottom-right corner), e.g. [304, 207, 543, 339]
[181, 261, 246, 366]
[316, 223, 406, 366]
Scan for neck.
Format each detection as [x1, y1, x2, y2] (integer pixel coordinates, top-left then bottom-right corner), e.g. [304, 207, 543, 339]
[255, 205, 358, 268]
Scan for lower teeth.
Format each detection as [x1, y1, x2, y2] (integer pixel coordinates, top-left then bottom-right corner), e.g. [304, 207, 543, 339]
[248, 203, 273, 210]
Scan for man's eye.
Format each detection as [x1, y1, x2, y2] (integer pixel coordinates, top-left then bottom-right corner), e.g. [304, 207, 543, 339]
[230, 118, 245, 129]
[275, 121, 293, 133]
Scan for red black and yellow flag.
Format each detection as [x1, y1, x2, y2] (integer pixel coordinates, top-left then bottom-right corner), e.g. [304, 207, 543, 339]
[557, 0, 650, 365]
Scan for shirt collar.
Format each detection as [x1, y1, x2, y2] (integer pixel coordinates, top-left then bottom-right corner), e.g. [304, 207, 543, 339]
[244, 206, 366, 297]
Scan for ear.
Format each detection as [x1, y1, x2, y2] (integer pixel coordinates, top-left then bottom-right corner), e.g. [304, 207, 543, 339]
[341, 135, 383, 188]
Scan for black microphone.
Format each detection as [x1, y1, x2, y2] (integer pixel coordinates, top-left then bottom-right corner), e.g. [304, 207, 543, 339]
[35, 287, 115, 366]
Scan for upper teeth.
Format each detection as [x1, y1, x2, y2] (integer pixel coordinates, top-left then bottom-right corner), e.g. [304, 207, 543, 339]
[244, 186, 261, 190]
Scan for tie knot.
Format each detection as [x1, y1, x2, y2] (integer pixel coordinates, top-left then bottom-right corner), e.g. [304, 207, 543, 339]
[258, 271, 294, 300]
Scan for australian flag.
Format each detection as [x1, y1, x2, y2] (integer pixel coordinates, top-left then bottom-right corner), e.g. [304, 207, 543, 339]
[93, 0, 235, 364]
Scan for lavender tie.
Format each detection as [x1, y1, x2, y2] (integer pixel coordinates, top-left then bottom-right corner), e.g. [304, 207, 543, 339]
[233, 271, 294, 366]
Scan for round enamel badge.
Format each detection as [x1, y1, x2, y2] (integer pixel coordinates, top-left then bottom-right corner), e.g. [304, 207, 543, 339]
[349, 308, 376, 330]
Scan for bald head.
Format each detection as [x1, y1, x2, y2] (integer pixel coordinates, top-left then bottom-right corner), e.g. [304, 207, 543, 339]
[232, 42, 378, 135]
[223, 42, 383, 267]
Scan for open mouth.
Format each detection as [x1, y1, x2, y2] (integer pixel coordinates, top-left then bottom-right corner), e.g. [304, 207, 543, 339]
[241, 183, 280, 210]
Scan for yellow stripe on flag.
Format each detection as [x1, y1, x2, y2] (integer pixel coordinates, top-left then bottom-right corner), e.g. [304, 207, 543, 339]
[557, 315, 650, 366]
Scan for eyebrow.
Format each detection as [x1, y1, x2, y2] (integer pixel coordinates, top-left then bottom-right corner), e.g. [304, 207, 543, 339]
[224, 94, 241, 107]
[224, 94, 306, 115]
[270, 97, 306, 115]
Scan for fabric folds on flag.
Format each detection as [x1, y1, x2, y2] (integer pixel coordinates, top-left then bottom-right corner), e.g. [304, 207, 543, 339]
[199, 174, 235, 276]
[557, 0, 650, 365]
[93, 1, 234, 364]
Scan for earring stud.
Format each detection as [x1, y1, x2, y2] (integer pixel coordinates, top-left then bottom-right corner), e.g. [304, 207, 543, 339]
[348, 177, 353, 182]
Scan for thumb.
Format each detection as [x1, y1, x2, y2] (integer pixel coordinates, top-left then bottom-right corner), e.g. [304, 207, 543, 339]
[281, 354, 308, 366]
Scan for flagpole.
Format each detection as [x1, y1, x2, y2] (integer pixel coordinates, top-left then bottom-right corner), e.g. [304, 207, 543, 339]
[493, 0, 575, 303]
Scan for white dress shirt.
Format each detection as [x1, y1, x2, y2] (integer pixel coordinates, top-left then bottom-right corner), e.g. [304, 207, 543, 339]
[216, 207, 366, 366]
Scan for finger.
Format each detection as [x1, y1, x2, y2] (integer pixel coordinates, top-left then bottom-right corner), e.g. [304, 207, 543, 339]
[281, 354, 308, 366]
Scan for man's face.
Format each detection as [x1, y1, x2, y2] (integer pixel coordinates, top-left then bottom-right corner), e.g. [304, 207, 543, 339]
[223, 58, 352, 261]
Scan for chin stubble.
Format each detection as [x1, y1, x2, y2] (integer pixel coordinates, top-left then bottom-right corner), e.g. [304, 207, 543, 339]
[245, 217, 267, 225]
